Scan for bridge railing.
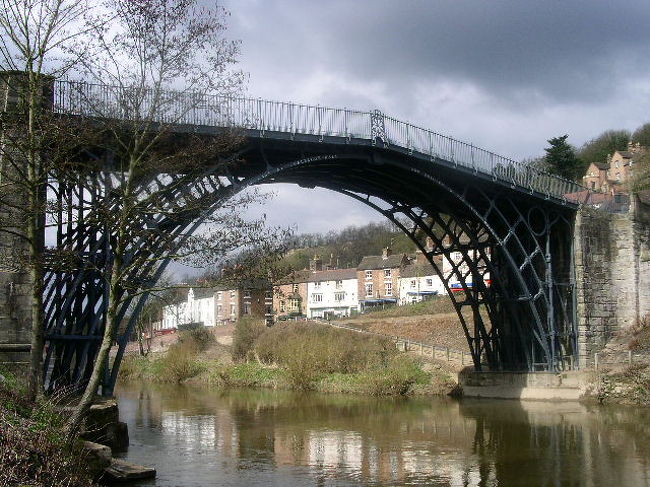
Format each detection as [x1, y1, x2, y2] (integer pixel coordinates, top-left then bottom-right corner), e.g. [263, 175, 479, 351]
[52, 80, 587, 202]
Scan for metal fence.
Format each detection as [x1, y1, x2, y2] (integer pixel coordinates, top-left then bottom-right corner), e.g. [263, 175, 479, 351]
[52, 80, 587, 202]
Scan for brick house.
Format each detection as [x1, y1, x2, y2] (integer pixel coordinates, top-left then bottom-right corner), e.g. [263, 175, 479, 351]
[357, 247, 409, 310]
[272, 269, 311, 320]
[162, 280, 272, 329]
[582, 142, 646, 193]
[215, 279, 273, 325]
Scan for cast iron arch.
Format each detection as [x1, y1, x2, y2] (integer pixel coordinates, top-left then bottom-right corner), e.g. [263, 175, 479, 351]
[43, 145, 578, 395]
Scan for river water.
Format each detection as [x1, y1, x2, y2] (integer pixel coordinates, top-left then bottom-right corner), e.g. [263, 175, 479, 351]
[115, 382, 650, 487]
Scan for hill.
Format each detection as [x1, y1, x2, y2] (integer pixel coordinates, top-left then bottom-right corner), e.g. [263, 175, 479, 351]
[280, 220, 417, 270]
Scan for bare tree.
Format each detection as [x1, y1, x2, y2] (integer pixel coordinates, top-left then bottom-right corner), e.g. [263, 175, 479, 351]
[65, 0, 285, 430]
[0, 0, 96, 400]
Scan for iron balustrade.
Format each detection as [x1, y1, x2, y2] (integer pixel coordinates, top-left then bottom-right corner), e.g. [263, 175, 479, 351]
[51, 80, 586, 202]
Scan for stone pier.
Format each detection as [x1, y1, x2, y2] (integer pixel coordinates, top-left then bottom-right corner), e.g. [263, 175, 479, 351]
[574, 194, 650, 367]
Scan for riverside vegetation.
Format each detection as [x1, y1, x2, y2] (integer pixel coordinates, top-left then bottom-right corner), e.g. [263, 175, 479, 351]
[0, 367, 97, 486]
[119, 320, 456, 396]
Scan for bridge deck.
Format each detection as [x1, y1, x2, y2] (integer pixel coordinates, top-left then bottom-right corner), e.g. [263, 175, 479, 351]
[52, 80, 588, 207]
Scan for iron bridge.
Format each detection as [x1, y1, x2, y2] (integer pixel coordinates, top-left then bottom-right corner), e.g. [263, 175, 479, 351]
[41, 81, 588, 395]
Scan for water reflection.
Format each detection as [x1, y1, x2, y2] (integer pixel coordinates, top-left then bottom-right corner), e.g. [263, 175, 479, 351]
[116, 383, 650, 486]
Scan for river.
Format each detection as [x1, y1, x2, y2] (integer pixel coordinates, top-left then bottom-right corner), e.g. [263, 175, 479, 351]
[115, 382, 650, 486]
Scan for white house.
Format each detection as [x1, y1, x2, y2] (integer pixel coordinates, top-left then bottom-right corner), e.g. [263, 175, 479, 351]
[161, 287, 217, 329]
[306, 268, 359, 319]
[160, 300, 189, 330]
[442, 249, 491, 292]
[398, 263, 446, 305]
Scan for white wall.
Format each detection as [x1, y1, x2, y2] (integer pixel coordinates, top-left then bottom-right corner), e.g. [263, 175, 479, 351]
[161, 288, 217, 329]
[398, 274, 446, 305]
[307, 278, 358, 318]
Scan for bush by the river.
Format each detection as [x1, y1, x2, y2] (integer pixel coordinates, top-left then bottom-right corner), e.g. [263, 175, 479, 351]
[254, 321, 398, 390]
[120, 321, 450, 396]
[0, 367, 97, 486]
[120, 328, 211, 383]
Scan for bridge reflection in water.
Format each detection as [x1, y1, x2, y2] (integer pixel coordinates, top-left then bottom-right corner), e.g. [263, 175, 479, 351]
[116, 383, 650, 487]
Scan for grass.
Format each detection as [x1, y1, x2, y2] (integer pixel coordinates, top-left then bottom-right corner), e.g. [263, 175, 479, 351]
[346, 296, 456, 320]
[0, 366, 97, 486]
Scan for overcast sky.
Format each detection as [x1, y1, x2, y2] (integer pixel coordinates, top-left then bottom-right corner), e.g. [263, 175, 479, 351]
[211, 0, 650, 237]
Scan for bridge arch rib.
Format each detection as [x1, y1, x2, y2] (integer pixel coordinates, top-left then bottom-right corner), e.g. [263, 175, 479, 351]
[43, 134, 579, 395]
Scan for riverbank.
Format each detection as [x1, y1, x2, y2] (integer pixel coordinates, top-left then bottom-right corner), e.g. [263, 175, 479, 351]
[119, 321, 457, 396]
[0, 367, 98, 486]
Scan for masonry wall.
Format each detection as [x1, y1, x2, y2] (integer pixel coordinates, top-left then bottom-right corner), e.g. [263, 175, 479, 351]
[574, 196, 650, 367]
[0, 77, 32, 364]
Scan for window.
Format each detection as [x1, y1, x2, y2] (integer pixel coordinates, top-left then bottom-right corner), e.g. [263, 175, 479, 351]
[243, 289, 251, 298]
[230, 291, 235, 299]
[426, 279, 433, 286]
[365, 270, 372, 280]
[335, 280, 343, 289]
[243, 303, 251, 315]
[292, 284, 299, 293]
[311, 293, 323, 302]
[385, 282, 392, 296]
[365, 283, 373, 297]
[217, 304, 222, 315]
[410, 280, 416, 289]
[217, 292, 222, 301]
[334, 292, 345, 302]
[314, 281, 322, 289]
[384, 269, 391, 279]
[230, 304, 236, 316]
[265, 290, 273, 299]
[280, 300, 286, 312]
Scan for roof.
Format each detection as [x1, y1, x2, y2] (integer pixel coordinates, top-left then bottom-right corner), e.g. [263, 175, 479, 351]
[400, 263, 439, 279]
[357, 254, 407, 270]
[308, 267, 357, 282]
[275, 269, 312, 285]
[192, 287, 217, 299]
[211, 277, 271, 292]
[615, 150, 632, 158]
[592, 161, 609, 170]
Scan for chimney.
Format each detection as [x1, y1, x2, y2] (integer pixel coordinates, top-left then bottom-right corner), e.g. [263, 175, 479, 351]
[382, 247, 391, 259]
[310, 254, 323, 272]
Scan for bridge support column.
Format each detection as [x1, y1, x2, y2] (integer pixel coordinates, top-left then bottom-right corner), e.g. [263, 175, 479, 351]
[574, 196, 650, 368]
[0, 72, 39, 368]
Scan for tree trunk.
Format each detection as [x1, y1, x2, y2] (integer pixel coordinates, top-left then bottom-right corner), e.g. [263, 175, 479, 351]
[68, 261, 122, 434]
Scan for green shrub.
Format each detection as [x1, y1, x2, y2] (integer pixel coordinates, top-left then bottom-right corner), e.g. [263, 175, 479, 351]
[157, 341, 204, 383]
[254, 321, 397, 374]
[119, 353, 151, 380]
[179, 326, 215, 351]
[362, 356, 429, 396]
[233, 317, 267, 361]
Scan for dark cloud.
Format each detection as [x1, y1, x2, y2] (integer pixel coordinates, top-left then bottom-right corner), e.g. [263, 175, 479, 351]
[227, 0, 650, 104]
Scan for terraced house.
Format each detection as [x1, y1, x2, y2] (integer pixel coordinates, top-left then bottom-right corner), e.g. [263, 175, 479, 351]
[307, 268, 359, 319]
[356, 248, 410, 311]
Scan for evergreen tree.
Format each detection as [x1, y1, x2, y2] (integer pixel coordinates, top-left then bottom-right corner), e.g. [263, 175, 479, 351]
[544, 135, 583, 181]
